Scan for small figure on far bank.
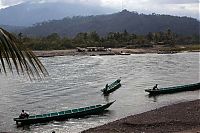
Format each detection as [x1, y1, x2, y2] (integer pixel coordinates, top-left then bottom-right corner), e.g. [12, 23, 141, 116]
[19, 110, 29, 119]
[153, 84, 158, 90]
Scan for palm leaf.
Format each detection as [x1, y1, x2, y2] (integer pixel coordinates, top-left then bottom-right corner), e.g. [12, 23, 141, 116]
[0, 28, 48, 79]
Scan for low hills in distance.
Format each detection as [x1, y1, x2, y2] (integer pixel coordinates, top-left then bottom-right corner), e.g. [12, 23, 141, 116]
[0, 1, 199, 53]
[0, 0, 114, 26]
[0, 0, 199, 37]
[20, 10, 199, 37]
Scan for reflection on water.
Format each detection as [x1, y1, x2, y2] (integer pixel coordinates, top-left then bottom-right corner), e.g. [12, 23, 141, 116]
[147, 95, 158, 102]
[0, 52, 199, 133]
[16, 125, 31, 130]
[103, 95, 110, 103]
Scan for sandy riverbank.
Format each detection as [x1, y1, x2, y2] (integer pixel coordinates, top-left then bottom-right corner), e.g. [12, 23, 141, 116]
[33, 46, 200, 57]
[82, 99, 200, 133]
[33, 48, 146, 57]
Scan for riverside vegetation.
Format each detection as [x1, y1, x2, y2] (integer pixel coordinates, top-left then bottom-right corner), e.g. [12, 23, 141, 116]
[18, 29, 199, 52]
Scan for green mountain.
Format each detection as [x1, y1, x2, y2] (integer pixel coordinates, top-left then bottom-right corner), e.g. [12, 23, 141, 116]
[22, 10, 200, 37]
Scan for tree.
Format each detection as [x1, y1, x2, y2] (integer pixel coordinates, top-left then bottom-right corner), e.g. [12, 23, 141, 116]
[89, 31, 100, 42]
[46, 33, 60, 41]
[0, 28, 48, 79]
[74, 32, 88, 46]
[146, 32, 153, 41]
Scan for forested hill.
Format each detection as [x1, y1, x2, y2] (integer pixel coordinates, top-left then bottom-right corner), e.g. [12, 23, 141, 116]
[22, 10, 200, 37]
[0, 1, 114, 26]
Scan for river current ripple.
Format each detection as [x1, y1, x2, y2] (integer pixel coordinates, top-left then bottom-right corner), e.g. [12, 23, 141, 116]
[0, 52, 199, 133]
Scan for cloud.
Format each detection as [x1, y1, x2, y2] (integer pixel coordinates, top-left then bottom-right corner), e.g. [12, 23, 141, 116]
[0, 0, 199, 7]
[153, 0, 199, 4]
[0, 0, 101, 6]
[0, 0, 199, 19]
[1, 0, 24, 6]
[100, 0, 199, 19]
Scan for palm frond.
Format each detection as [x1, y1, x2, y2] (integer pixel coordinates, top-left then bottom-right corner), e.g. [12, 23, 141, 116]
[0, 28, 48, 79]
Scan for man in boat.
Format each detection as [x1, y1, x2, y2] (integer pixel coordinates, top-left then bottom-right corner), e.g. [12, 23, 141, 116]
[103, 84, 109, 93]
[19, 110, 29, 119]
[153, 84, 158, 90]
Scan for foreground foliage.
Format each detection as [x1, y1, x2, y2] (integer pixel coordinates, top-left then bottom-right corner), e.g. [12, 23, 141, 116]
[0, 28, 48, 79]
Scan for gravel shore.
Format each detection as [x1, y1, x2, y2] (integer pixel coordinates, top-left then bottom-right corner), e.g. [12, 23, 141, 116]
[82, 99, 200, 133]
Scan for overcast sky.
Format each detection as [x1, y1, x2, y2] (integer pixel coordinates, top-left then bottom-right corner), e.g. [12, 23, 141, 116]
[0, 0, 199, 19]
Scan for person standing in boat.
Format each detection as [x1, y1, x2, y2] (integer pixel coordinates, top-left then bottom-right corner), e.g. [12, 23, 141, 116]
[103, 84, 109, 93]
[19, 110, 29, 119]
[116, 79, 121, 83]
[105, 84, 108, 91]
[153, 84, 158, 90]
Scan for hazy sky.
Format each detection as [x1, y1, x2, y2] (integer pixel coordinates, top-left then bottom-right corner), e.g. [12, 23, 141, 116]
[0, 0, 199, 19]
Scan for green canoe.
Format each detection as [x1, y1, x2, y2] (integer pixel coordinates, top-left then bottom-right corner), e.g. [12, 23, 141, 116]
[101, 79, 121, 95]
[145, 82, 200, 95]
[14, 101, 115, 125]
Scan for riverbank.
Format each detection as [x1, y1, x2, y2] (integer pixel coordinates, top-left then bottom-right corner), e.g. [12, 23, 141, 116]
[82, 99, 200, 133]
[33, 45, 200, 57]
[33, 48, 150, 57]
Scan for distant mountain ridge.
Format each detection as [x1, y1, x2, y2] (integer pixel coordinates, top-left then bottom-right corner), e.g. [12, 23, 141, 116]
[21, 10, 200, 37]
[0, 1, 114, 26]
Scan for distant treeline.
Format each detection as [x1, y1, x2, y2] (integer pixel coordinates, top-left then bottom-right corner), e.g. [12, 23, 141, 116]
[18, 29, 199, 50]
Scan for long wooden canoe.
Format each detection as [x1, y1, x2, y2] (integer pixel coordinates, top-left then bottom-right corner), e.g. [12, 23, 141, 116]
[145, 82, 200, 95]
[101, 79, 121, 95]
[14, 101, 115, 125]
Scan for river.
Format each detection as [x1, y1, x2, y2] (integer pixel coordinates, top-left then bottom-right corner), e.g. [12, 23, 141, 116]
[0, 52, 199, 133]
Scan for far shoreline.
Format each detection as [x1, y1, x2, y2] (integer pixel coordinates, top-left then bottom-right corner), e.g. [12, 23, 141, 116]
[33, 47, 200, 57]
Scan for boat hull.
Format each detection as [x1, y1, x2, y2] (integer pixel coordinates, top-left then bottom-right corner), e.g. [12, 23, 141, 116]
[102, 79, 121, 95]
[14, 101, 115, 125]
[103, 83, 121, 95]
[145, 83, 200, 95]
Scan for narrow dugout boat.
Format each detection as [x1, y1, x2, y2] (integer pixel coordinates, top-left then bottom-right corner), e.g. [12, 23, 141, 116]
[145, 82, 200, 95]
[14, 101, 115, 125]
[101, 79, 121, 95]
